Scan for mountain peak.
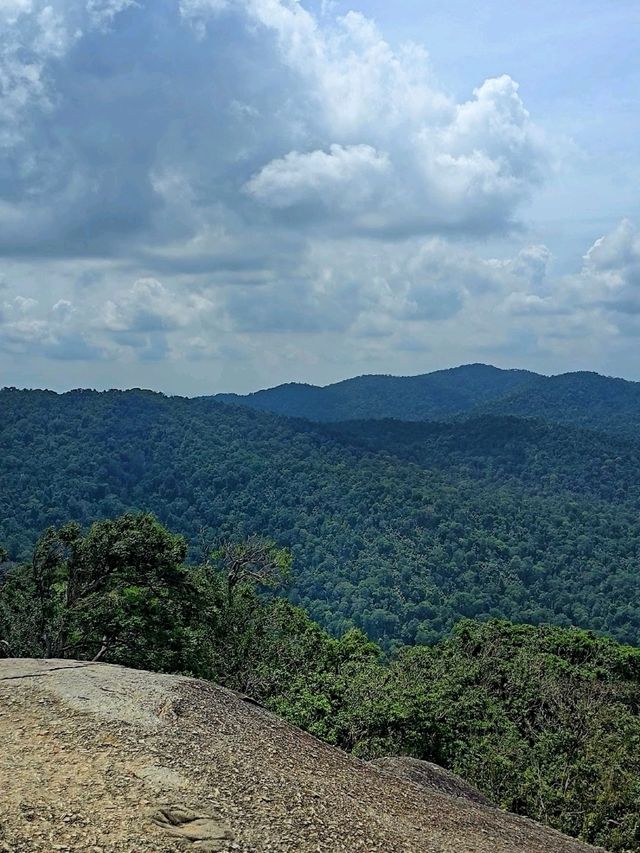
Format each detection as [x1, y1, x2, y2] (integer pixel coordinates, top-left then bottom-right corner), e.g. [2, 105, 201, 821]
[211, 364, 640, 432]
[212, 363, 542, 422]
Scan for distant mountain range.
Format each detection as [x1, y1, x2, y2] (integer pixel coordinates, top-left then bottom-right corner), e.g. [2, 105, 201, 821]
[214, 363, 640, 433]
[1, 378, 639, 647]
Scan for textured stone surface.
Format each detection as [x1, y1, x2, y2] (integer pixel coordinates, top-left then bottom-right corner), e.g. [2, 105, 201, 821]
[0, 658, 605, 853]
[369, 756, 493, 806]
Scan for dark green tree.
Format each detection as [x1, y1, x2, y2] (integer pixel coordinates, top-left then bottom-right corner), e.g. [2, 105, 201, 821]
[0, 513, 194, 671]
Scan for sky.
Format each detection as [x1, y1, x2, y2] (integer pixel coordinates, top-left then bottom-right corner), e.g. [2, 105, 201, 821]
[0, 0, 639, 394]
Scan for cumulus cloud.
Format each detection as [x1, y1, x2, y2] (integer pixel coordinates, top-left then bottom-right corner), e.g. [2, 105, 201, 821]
[245, 144, 391, 216]
[510, 245, 552, 288]
[101, 278, 210, 334]
[498, 220, 640, 349]
[220, 234, 549, 335]
[222, 4, 547, 236]
[0, 0, 553, 262]
[2, 215, 639, 386]
[7, 0, 636, 390]
[585, 219, 640, 273]
[0, 273, 218, 362]
[94, 276, 219, 361]
[577, 219, 640, 316]
[504, 292, 563, 317]
[0, 293, 105, 360]
[501, 220, 640, 326]
[0, 1, 65, 148]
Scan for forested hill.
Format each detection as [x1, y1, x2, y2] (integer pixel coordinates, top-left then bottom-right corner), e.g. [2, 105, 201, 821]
[2, 514, 639, 852]
[215, 364, 640, 433]
[215, 363, 539, 422]
[478, 370, 640, 433]
[317, 415, 640, 506]
[1, 387, 639, 647]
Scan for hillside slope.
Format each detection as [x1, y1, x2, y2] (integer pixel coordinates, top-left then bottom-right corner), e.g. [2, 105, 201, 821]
[1, 388, 639, 646]
[0, 658, 604, 853]
[214, 363, 539, 421]
[215, 365, 640, 433]
[479, 371, 640, 433]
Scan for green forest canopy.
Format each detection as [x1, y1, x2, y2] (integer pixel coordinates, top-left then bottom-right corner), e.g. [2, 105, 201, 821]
[0, 386, 639, 647]
[214, 363, 640, 433]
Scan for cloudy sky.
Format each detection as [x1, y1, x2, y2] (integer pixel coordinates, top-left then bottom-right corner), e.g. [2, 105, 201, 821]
[0, 0, 639, 393]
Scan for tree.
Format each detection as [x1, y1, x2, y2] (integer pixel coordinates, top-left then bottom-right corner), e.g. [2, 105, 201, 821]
[190, 536, 293, 686]
[211, 535, 292, 599]
[0, 513, 194, 671]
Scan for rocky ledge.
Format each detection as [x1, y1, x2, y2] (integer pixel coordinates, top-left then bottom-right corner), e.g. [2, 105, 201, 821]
[0, 659, 605, 853]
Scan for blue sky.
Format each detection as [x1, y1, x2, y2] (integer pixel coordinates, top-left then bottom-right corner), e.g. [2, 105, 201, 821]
[360, 0, 640, 259]
[0, 0, 638, 394]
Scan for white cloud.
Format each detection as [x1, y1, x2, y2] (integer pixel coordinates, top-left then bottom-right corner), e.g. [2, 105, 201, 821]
[583, 218, 640, 275]
[0, 273, 222, 362]
[245, 144, 390, 213]
[100, 278, 213, 334]
[1, 218, 639, 381]
[578, 219, 640, 315]
[10, 0, 639, 388]
[0, 0, 558, 272]
[33, 5, 72, 58]
[497, 220, 640, 338]
[176, 1, 552, 236]
[0, 0, 136, 162]
[86, 0, 136, 29]
[0, 0, 33, 23]
[221, 235, 538, 334]
[510, 245, 552, 288]
[0, 293, 104, 360]
[504, 292, 561, 316]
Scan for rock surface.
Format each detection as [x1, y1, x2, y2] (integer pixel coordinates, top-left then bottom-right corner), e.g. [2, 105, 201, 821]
[0, 658, 605, 853]
[369, 756, 493, 806]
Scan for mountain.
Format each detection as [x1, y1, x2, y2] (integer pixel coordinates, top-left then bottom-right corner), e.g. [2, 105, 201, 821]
[0, 657, 604, 853]
[215, 364, 640, 433]
[214, 363, 540, 421]
[1, 387, 639, 646]
[479, 370, 640, 433]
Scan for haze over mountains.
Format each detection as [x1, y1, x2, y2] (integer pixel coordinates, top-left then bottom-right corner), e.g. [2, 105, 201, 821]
[215, 363, 640, 433]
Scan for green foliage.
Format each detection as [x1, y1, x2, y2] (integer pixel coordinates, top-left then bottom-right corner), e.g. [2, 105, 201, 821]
[1, 514, 639, 851]
[479, 369, 640, 435]
[1, 387, 639, 647]
[211, 535, 292, 595]
[216, 364, 640, 434]
[0, 561, 42, 658]
[186, 539, 294, 685]
[0, 513, 195, 671]
[381, 621, 640, 851]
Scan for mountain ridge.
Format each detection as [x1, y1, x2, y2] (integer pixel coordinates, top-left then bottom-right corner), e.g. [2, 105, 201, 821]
[212, 363, 640, 432]
[213, 363, 541, 422]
